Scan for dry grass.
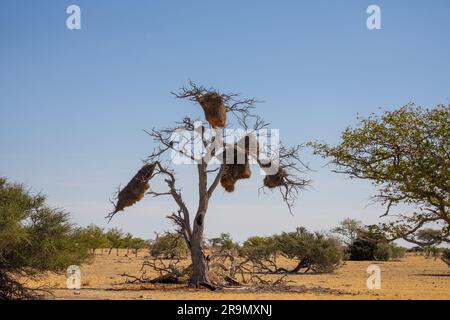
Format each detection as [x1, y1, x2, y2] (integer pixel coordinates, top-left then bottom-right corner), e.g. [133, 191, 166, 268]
[28, 249, 450, 300]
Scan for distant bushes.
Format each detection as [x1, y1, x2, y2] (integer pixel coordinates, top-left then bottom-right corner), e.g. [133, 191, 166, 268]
[333, 219, 407, 261]
[150, 232, 189, 259]
[240, 236, 278, 261]
[351, 240, 406, 261]
[209, 233, 240, 253]
[232, 228, 344, 274]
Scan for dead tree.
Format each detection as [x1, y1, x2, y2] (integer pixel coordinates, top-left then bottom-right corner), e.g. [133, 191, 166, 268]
[109, 82, 310, 288]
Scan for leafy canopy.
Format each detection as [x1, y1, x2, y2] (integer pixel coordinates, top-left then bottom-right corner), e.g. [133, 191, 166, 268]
[311, 104, 450, 245]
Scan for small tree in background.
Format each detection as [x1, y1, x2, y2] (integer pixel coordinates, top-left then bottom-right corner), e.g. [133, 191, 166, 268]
[209, 233, 239, 254]
[122, 233, 134, 256]
[331, 218, 364, 246]
[106, 228, 124, 256]
[76, 224, 108, 254]
[0, 178, 91, 299]
[150, 232, 189, 259]
[130, 237, 148, 257]
[240, 236, 278, 261]
[416, 228, 442, 258]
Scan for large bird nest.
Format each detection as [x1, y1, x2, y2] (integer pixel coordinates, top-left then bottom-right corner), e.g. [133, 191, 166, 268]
[197, 92, 227, 128]
[263, 167, 287, 189]
[219, 135, 258, 192]
[113, 163, 156, 214]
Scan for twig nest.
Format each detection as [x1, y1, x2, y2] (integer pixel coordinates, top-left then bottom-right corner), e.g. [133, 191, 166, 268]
[263, 168, 286, 189]
[220, 161, 251, 192]
[220, 143, 252, 193]
[114, 163, 156, 213]
[197, 92, 227, 128]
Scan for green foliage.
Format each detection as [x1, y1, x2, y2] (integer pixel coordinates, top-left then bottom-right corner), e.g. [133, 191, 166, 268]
[347, 226, 406, 261]
[150, 233, 188, 259]
[0, 178, 92, 299]
[130, 237, 148, 251]
[105, 228, 124, 254]
[209, 233, 239, 252]
[240, 236, 277, 260]
[415, 228, 443, 258]
[331, 219, 365, 246]
[417, 229, 443, 244]
[75, 224, 108, 253]
[274, 227, 344, 273]
[389, 244, 407, 260]
[310, 104, 450, 244]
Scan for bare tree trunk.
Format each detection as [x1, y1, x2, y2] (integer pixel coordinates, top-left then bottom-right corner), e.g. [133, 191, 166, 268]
[190, 163, 211, 287]
[190, 210, 209, 286]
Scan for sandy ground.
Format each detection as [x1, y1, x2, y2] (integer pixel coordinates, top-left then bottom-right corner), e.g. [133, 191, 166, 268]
[30, 249, 450, 300]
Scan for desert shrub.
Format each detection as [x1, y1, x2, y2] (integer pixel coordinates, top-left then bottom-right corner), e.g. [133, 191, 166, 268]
[130, 237, 148, 257]
[442, 249, 450, 268]
[0, 178, 92, 299]
[150, 232, 188, 259]
[240, 236, 278, 260]
[105, 228, 124, 256]
[274, 227, 344, 273]
[75, 224, 108, 254]
[349, 237, 378, 261]
[347, 226, 406, 261]
[390, 245, 407, 260]
[209, 233, 239, 253]
[373, 242, 393, 261]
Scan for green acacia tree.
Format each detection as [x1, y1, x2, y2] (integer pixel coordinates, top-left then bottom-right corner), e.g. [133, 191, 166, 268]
[106, 228, 124, 256]
[150, 232, 189, 259]
[416, 228, 442, 257]
[209, 233, 239, 253]
[77, 224, 108, 254]
[0, 178, 91, 299]
[311, 104, 450, 245]
[331, 218, 364, 246]
[130, 237, 148, 257]
[240, 236, 278, 261]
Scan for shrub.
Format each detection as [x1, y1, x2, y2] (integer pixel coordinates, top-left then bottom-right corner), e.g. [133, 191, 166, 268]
[209, 233, 239, 253]
[274, 227, 344, 273]
[0, 178, 92, 299]
[390, 245, 407, 260]
[348, 227, 405, 261]
[105, 228, 124, 256]
[373, 242, 393, 261]
[349, 237, 378, 261]
[150, 232, 188, 259]
[240, 236, 277, 261]
[75, 224, 108, 254]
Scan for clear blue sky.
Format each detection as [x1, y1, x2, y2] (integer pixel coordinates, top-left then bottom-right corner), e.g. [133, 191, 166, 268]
[1, 0, 449, 241]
